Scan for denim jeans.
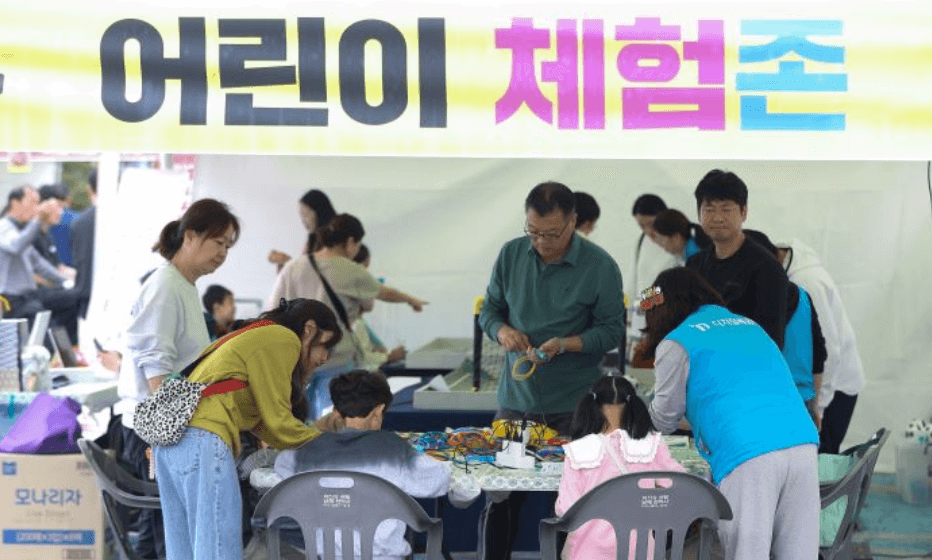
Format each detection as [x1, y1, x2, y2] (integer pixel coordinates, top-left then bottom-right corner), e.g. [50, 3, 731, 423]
[154, 428, 243, 560]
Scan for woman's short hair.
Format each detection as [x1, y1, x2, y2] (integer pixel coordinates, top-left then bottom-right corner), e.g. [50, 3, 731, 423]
[329, 370, 393, 418]
[154, 199, 240, 260]
[314, 213, 365, 251]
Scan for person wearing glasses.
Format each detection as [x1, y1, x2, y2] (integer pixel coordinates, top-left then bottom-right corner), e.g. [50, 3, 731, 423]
[478, 181, 625, 560]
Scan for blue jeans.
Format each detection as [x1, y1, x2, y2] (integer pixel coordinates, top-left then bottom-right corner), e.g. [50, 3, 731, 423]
[307, 362, 355, 419]
[154, 428, 243, 560]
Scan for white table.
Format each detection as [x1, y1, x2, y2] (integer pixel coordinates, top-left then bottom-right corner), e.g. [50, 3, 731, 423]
[49, 367, 120, 413]
[249, 435, 710, 508]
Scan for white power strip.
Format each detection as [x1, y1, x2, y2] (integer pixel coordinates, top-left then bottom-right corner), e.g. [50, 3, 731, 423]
[495, 440, 536, 470]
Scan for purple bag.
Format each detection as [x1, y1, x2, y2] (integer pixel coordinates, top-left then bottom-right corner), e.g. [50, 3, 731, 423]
[0, 393, 82, 453]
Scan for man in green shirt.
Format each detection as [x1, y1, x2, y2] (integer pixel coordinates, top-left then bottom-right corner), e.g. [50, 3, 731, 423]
[480, 181, 625, 429]
[478, 181, 624, 560]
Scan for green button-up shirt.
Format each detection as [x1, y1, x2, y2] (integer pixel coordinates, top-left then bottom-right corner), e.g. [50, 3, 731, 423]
[479, 234, 625, 414]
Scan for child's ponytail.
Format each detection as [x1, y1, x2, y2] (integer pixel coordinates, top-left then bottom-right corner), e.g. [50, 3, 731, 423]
[621, 387, 654, 440]
[569, 389, 604, 440]
[569, 376, 656, 440]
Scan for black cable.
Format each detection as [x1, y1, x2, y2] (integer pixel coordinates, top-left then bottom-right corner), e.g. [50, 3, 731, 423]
[927, 161, 932, 222]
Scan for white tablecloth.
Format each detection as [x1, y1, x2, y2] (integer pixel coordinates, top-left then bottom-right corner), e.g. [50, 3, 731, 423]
[249, 435, 710, 508]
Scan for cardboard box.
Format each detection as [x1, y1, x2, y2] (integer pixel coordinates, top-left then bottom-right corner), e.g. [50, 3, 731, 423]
[0, 452, 109, 559]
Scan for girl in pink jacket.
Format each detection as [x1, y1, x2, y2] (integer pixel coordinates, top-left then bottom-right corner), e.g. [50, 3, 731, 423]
[555, 375, 685, 560]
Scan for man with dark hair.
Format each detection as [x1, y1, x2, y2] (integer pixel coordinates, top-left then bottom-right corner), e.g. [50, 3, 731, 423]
[0, 185, 81, 344]
[479, 180, 625, 560]
[274, 370, 450, 560]
[686, 170, 788, 348]
[202, 284, 238, 340]
[572, 191, 600, 237]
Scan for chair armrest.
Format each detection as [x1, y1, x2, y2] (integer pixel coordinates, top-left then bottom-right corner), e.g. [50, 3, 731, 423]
[112, 465, 160, 496]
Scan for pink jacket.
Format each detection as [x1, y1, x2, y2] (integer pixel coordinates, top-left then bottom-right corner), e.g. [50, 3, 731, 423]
[555, 430, 686, 560]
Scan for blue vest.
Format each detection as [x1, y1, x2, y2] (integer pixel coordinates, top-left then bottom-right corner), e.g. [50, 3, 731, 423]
[666, 305, 818, 484]
[783, 285, 815, 401]
[684, 237, 701, 261]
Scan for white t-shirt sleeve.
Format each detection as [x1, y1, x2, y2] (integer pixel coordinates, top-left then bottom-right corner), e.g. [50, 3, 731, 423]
[126, 281, 184, 380]
[273, 449, 297, 479]
[649, 339, 690, 434]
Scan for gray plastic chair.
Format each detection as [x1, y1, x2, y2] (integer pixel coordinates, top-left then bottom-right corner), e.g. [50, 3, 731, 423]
[819, 428, 889, 560]
[77, 438, 162, 560]
[251, 469, 444, 560]
[540, 471, 732, 560]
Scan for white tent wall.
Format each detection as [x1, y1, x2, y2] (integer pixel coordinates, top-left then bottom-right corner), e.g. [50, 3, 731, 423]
[0, 163, 59, 193]
[191, 156, 931, 472]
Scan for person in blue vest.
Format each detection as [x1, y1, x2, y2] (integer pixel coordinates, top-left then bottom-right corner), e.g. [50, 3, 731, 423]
[744, 229, 827, 428]
[644, 267, 819, 560]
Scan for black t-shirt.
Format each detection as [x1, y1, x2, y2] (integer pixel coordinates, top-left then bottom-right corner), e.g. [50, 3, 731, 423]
[686, 238, 788, 348]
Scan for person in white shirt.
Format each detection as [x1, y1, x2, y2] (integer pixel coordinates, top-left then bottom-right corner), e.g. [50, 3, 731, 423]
[772, 237, 866, 453]
[628, 195, 678, 362]
[114, 198, 240, 559]
[268, 214, 425, 417]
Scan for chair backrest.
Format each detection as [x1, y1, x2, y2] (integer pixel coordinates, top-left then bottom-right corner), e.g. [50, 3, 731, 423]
[77, 439, 161, 560]
[819, 428, 889, 560]
[252, 469, 443, 560]
[540, 471, 733, 560]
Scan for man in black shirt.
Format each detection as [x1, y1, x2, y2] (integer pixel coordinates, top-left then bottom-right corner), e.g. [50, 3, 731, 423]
[685, 170, 788, 348]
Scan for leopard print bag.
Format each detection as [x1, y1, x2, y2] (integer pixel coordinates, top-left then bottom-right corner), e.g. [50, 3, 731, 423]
[134, 375, 210, 447]
[133, 320, 272, 447]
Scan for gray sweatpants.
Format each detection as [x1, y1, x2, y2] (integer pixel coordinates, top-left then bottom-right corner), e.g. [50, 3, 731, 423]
[716, 444, 819, 560]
